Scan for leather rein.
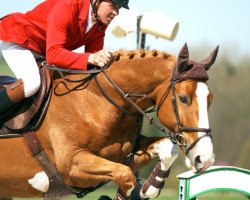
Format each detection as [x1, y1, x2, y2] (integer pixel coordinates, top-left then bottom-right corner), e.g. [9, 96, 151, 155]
[39, 55, 212, 197]
[45, 55, 212, 155]
[0, 55, 212, 198]
[96, 60, 212, 155]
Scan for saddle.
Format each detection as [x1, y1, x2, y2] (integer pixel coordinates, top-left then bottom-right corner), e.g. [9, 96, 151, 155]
[0, 62, 53, 136]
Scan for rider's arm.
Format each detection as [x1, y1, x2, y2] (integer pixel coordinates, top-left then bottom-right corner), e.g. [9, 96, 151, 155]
[46, 1, 107, 70]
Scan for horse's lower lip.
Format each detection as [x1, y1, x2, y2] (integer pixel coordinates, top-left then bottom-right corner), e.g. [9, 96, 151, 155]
[192, 164, 205, 173]
[194, 161, 213, 173]
[194, 165, 204, 173]
[194, 167, 205, 174]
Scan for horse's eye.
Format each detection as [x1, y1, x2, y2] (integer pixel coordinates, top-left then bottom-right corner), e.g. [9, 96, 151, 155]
[179, 95, 188, 104]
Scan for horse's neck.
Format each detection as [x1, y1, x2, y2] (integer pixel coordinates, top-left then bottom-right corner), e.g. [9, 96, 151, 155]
[52, 51, 175, 96]
[43, 53, 176, 149]
[106, 54, 175, 95]
[50, 52, 175, 118]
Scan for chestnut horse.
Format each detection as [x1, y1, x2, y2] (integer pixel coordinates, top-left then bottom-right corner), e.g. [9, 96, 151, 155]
[0, 44, 218, 199]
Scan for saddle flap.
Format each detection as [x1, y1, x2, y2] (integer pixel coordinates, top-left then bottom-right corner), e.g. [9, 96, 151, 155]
[4, 101, 38, 130]
[0, 63, 52, 133]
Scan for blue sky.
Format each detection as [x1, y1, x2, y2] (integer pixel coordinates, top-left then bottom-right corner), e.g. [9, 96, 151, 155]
[1, 0, 250, 59]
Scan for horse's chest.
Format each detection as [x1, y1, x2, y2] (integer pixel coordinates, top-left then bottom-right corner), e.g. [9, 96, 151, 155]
[99, 141, 132, 162]
[81, 115, 138, 162]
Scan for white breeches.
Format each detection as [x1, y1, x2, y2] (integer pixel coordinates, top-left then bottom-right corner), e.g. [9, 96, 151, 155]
[0, 40, 44, 98]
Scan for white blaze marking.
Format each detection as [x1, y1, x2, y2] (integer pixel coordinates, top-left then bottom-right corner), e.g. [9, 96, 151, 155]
[196, 82, 209, 132]
[28, 171, 49, 193]
[195, 82, 214, 164]
[185, 82, 214, 171]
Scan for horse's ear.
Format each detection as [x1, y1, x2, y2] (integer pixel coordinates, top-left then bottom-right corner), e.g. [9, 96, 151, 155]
[177, 43, 189, 73]
[200, 45, 219, 70]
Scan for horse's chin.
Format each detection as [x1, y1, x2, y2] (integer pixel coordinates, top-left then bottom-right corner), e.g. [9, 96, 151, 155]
[185, 156, 215, 173]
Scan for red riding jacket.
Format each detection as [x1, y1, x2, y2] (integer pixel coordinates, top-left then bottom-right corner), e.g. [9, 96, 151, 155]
[0, 0, 107, 70]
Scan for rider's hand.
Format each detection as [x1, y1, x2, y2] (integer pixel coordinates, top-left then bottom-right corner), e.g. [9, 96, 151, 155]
[88, 50, 111, 68]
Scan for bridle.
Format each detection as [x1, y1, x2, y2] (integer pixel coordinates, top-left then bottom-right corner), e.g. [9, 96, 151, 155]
[40, 55, 213, 197]
[44, 55, 212, 156]
[157, 66, 212, 155]
[96, 60, 212, 155]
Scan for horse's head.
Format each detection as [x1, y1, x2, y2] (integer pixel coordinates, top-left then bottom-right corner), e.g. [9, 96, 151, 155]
[157, 43, 219, 173]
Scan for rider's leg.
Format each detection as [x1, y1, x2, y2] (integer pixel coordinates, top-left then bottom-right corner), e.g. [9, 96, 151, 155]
[0, 41, 41, 113]
[0, 79, 24, 112]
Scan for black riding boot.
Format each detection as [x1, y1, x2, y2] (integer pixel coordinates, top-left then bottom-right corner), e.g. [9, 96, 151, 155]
[0, 88, 14, 112]
[0, 79, 24, 115]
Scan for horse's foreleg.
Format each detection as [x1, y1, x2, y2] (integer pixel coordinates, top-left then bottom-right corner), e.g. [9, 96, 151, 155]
[128, 136, 178, 199]
[141, 138, 178, 198]
[60, 151, 137, 198]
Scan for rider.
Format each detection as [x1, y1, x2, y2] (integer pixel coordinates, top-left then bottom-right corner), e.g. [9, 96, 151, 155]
[0, 0, 129, 115]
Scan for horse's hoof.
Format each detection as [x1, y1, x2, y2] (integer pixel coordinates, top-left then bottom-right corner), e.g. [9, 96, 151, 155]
[98, 195, 112, 200]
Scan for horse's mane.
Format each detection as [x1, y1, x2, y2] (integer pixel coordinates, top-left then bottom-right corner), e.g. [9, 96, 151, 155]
[112, 49, 176, 62]
[52, 49, 175, 81]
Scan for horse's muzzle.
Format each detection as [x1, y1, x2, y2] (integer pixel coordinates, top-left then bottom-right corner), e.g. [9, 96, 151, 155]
[194, 154, 215, 173]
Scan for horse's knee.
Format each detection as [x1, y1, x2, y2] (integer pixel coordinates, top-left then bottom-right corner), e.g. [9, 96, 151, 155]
[112, 165, 137, 196]
[154, 139, 178, 169]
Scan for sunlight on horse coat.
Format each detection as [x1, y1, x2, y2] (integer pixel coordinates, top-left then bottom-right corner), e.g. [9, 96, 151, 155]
[0, 44, 219, 199]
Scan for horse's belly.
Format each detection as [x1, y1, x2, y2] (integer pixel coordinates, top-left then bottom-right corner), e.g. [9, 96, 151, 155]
[0, 138, 43, 197]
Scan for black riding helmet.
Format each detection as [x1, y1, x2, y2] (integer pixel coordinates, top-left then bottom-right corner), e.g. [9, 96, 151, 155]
[111, 0, 129, 9]
[90, 0, 129, 21]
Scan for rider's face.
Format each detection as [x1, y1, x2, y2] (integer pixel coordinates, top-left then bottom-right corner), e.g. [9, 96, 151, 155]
[96, 0, 120, 25]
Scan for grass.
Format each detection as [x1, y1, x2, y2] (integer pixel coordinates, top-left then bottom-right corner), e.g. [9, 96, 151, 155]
[14, 186, 248, 200]
[64, 188, 248, 200]
[0, 59, 15, 77]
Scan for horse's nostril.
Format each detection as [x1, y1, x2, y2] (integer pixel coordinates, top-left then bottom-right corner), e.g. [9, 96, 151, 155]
[195, 156, 202, 164]
[194, 156, 203, 173]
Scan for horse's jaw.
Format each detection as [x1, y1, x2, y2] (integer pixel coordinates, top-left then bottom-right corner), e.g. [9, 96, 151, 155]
[185, 136, 215, 173]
